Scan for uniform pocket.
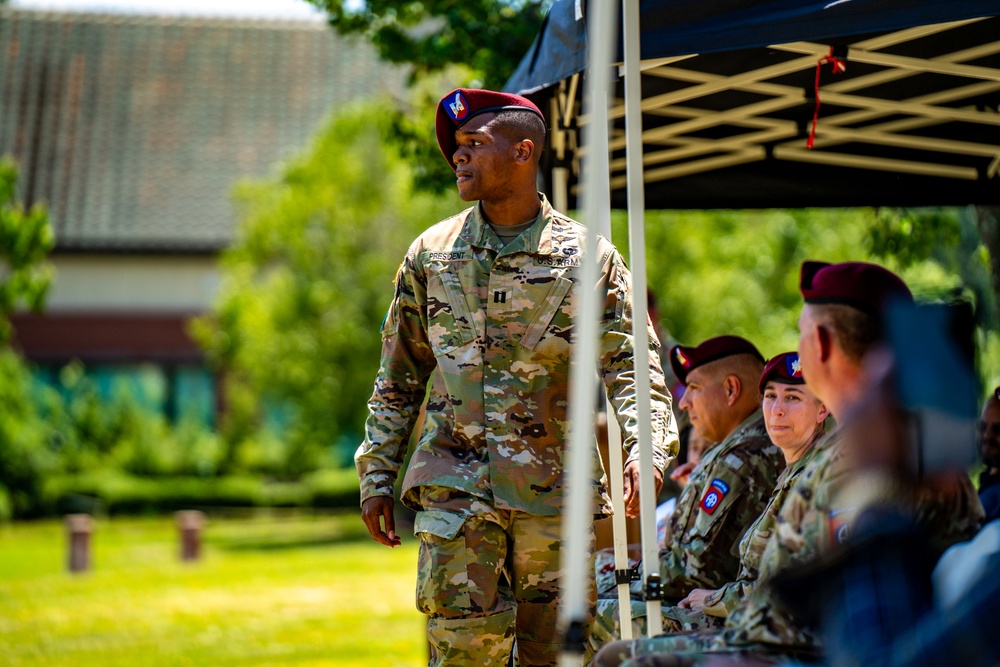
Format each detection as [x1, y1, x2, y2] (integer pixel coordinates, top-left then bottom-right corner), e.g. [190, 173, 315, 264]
[414, 509, 467, 539]
[520, 276, 573, 351]
[427, 270, 477, 355]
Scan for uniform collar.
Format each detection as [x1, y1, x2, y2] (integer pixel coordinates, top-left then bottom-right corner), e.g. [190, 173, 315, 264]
[461, 194, 579, 257]
[699, 408, 765, 463]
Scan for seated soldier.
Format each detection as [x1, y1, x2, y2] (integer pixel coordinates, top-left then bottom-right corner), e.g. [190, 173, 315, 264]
[595, 261, 983, 667]
[588, 337, 785, 661]
[587, 352, 828, 663]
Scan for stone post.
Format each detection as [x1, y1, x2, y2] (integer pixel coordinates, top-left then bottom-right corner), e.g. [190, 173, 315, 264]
[65, 514, 93, 573]
[175, 510, 207, 562]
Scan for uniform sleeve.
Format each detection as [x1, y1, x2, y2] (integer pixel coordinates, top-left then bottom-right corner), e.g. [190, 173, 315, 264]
[658, 465, 750, 600]
[355, 250, 436, 504]
[596, 243, 678, 475]
[702, 580, 751, 618]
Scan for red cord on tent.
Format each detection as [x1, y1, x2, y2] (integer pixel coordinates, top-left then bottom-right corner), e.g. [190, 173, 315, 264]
[807, 47, 847, 149]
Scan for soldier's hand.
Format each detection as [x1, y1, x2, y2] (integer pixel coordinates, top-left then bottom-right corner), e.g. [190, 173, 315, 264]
[361, 496, 401, 547]
[678, 588, 715, 610]
[622, 461, 664, 519]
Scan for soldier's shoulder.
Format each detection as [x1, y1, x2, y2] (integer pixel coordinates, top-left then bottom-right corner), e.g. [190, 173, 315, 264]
[410, 207, 475, 253]
[726, 417, 778, 458]
[548, 210, 622, 255]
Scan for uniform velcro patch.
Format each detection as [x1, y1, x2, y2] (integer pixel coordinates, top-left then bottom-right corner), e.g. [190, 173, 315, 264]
[699, 478, 730, 515]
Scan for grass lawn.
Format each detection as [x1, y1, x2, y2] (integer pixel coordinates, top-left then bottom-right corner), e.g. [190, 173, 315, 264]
[0, 511, 425, 666]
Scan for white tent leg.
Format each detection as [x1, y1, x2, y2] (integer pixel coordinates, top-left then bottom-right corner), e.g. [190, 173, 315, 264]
[621, 0, 663, 637]
[603, 398, 635, 640]
[559, 0, 618, 664]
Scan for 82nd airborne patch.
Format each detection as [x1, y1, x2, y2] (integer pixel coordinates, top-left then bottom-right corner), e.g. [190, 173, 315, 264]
[700, 478, 730, 515]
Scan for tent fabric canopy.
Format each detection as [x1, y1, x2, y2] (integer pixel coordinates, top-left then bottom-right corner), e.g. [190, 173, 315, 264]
[506, 0, 1000, 209]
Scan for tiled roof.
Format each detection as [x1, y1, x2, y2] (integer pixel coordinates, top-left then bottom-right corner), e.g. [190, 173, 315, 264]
[0, 9, 407, 252]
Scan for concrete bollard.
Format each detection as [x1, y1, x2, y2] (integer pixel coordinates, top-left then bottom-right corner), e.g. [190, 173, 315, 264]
[175, 510, 207, 562]
[65, 514, 93, 573]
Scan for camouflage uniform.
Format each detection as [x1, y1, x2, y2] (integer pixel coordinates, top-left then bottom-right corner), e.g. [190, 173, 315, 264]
[586, 411, 783, 660]
[601, 431, 845, 666]
[700, 433, 823, 618]
[610, 428, 985, 667]
[356, 195, 677, 666]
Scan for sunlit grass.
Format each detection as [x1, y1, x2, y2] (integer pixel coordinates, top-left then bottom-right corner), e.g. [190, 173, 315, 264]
[0, 512, 424, 666]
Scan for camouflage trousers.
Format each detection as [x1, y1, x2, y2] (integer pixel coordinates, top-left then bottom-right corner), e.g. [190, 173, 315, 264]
[584, 598, 724, 665]
[587, 547, 723, 664]
[415, 488, 595, 666]
[594, 631, 800, 667]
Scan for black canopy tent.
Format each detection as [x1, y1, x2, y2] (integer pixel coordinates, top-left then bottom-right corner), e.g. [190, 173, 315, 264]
[505, 2, 1000, 656]
[505, 0, 1000, 210]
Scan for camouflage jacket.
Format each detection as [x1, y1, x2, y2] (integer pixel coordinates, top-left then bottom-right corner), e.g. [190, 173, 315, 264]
[722, 426, 985, 652]
[655, 410, 784, 601]
[721, 428, 845, 650]
[701, 431, 824, 618]
[355, 195, 677, 516]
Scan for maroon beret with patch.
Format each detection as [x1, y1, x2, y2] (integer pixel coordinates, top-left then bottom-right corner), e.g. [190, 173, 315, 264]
[435, 88, 544, 169]
[799, 261, 913, 315]
[670, 335, 765, 386]
[759, 351, 805, 393]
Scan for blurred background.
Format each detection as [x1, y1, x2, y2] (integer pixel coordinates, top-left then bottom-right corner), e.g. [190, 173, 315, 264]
[0, 0, 997, 664]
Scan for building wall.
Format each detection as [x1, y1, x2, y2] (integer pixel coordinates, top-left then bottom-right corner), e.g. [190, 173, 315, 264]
[42, 253, 220, 312]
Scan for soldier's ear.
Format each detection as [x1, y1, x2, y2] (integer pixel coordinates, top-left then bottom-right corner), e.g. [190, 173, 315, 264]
[723, 374, 741, 405]
[816, 324, 834, 362]
[513, 139, 535, 164]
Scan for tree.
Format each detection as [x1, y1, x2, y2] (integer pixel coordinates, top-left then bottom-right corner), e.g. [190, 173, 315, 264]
[308, 0, 549, 91]
[611, 206, 999, 392]
[0, 157, 54, 343]
[0, 157, 56, 518]
[193, 99, 461, 475]
[308, 1, 551, 196]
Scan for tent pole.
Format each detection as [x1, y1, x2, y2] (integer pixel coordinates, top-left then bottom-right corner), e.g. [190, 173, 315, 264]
[551, 95, 571, 212]
[559, 0, 618, 664]
[621, 0, 663, 637]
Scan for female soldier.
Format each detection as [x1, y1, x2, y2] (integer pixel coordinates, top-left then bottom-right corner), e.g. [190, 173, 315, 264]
[676, 351, 830, 618]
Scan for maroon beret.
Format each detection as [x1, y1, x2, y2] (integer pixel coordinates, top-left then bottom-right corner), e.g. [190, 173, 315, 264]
[669, 335, 765, 386]
[799, 261, 913, 315]
[435, 88, 544, 169]
[759, 351, 805, 393]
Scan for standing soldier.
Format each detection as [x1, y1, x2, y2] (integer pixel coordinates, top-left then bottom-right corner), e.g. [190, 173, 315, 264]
[355, 88, 677, 667]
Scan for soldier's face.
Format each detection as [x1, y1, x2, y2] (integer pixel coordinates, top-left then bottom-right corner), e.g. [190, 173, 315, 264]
[452, 114, 517, 203]
[979, 397, 1000, 469]
[762, 381, 828, 455]
[677, 366, 729, 443]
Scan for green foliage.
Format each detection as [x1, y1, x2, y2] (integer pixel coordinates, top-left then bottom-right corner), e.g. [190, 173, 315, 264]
[613, 208, 878, 357]
[0, 157, 55, 342]
[308, 1, 548, 195]
[0, 349, 59, 517]
[194, 99, 461, 474]
[310, 0, 548, 90]
[608, 207, 1000, 390]
[41, 468, 360, 515]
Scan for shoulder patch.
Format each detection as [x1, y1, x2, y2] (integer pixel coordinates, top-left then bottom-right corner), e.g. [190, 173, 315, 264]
[828, 507, 851, 545]
[700, 478, 730, 515]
